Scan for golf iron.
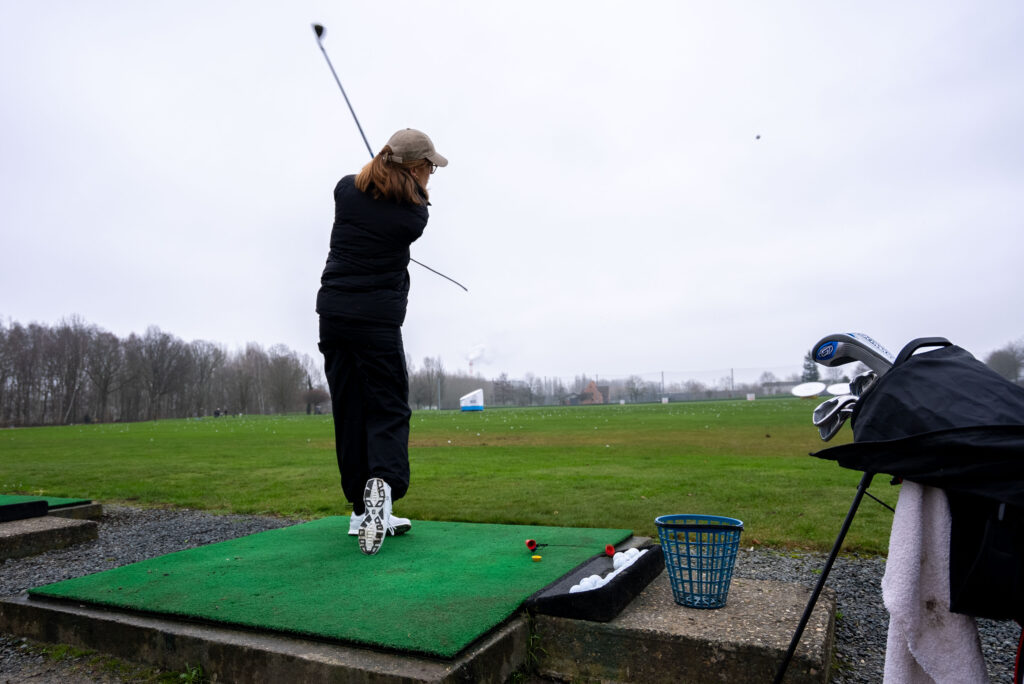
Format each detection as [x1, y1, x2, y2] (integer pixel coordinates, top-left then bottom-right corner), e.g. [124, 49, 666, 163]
[311, 23, 468, 293]
[816, 402, 855, 441]
[849, 370, 878, 397]
[812, 394, 857, 427]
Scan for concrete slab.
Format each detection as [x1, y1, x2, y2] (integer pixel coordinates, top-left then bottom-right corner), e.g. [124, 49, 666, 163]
[0, 594, 528, 684]
[532, 571, 835, 684]
[47, 501, 103, 520]
[0, 516, 99, 561]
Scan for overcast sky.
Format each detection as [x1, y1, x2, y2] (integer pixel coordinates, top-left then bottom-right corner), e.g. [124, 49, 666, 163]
[2, 2, 1022, 386]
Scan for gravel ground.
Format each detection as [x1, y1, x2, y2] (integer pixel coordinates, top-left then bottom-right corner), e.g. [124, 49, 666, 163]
[1, 506, 1020, 682]
[733, 549, 1019, 682]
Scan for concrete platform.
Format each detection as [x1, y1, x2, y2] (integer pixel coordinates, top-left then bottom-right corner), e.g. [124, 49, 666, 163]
[0, 594, 529, 683]
[0, 516, 99, 561]
[48, 501, 103, 520]
[533, 572, 835, 683]
[0, 570, 834, 682]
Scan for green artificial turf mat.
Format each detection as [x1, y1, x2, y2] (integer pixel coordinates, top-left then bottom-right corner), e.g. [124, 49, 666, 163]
[0, 495, 91, 508]
[30, 517, 631, 658]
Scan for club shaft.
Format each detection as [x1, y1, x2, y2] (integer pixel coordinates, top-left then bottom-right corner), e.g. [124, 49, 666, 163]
[409, 258, 468, 292]
[315, 42, 373, 158]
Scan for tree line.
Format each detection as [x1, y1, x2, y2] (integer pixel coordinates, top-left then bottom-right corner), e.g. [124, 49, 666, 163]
[407, 360, 803, 410]
[0, 317, 322, 427]
[8, 316, 1017, 426]
[0, 316, 811, 426]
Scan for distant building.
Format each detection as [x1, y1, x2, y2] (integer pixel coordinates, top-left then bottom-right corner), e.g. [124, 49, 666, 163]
[581, 381, 609, 405]
[562, 381, 610, 406]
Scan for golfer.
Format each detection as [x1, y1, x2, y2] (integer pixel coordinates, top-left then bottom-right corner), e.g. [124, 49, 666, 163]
[317, 128, 447, 555]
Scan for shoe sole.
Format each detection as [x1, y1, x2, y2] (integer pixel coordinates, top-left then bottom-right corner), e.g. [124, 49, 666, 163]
[358, 478, 387, 555]
[349, 520, 411, 536]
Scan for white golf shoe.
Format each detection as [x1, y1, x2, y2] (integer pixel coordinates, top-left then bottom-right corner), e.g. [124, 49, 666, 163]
[358, 478, 408, 555]
[348, 511, 411, 536]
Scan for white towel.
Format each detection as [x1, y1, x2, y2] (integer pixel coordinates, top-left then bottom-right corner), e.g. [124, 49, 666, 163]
[882, 481, 988, 683]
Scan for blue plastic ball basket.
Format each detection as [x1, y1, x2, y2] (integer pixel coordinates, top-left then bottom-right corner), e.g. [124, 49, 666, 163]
[655, 514, 744, 609]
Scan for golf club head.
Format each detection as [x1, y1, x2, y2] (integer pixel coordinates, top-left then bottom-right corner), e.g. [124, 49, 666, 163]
[812, 394, 857, 427]
[791, 381, 826, 398]
[818, 404, 855, 441]
[849, 370, 878, 397]
[826, 382, 851, 396]
[812, 333, 895, 376]
[312, 23, 325, 40]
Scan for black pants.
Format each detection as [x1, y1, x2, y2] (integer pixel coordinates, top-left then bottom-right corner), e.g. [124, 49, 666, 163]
[319, 316, 411, 514]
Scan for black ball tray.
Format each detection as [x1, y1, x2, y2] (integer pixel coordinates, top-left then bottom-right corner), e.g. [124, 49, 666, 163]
[524, 542, 664, 622]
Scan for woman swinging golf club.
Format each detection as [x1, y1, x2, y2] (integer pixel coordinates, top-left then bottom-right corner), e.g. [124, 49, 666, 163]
[317, 128, 448, 555]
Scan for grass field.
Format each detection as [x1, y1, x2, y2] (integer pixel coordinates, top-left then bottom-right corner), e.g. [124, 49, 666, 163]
[0, 399, 898, 553]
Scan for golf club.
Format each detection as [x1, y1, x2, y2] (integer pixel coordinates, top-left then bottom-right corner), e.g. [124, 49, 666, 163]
[791, 381, 826, 398]
[812, 332, 895, 376]
[812, 394, 857, 427]
[826, 382, 851, 396]
[817, 403, 855, 441]
[311, 23, 468, 293]
[849, 370, 878, 397]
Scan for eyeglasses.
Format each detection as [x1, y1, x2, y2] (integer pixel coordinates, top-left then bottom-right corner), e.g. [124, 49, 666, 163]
[427, 162, 438, 175]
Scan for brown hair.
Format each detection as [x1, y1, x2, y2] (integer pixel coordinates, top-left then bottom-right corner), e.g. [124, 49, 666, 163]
[354, 145, 431, 205]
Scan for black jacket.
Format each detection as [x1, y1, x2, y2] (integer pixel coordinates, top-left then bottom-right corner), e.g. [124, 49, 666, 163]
[316, 175, 427, 326]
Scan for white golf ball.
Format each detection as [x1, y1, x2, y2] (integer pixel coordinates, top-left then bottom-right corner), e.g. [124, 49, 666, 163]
[613, 552, 627, 570]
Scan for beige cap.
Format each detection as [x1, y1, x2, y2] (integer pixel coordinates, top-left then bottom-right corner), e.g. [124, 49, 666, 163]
[385, 128, 448, 167]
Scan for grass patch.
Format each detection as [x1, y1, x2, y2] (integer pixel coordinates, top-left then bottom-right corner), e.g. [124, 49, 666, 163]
[23, 638, 213, 682]
[0, 399, 896, 553]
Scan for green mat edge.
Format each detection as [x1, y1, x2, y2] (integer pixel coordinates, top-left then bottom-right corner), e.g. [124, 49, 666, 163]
[0, 494, 92, 508]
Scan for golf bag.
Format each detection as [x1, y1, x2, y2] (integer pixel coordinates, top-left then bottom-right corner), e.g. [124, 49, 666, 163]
[815, 342, 1024, 623]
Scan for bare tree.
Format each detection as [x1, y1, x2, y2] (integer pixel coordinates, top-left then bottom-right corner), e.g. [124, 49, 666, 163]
[265, 345, 306, 414]
[49, 316, 92, 423]
[9, 323, 47, 424]
[227, 344, 269, 414]
[85, 330, 126, 422]
[0, 321, 10, 423]
[140, 326, 191, 419]
[187, 340, 226, 417]
[985, 340, 1024, 384]
[492, 372, 513, 406]
[117, 332, 147, 422]
[624, 375, 645, 403]
[421, 356, 446, 409]
[409, 357, 435, 409]
[546, 376, 569, 405]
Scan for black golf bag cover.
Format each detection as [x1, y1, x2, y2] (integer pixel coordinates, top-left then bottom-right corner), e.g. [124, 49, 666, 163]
[815, 343, 1024, 622]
